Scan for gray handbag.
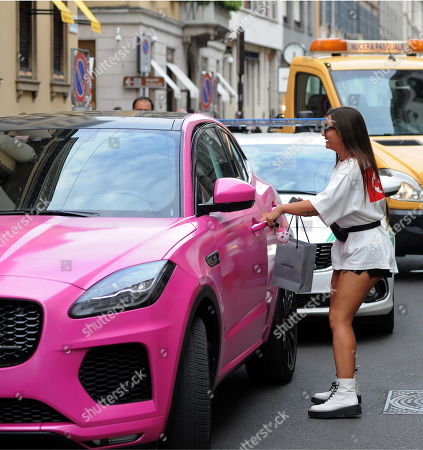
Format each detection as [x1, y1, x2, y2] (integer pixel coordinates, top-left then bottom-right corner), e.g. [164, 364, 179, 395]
[272, 215, 317, 294]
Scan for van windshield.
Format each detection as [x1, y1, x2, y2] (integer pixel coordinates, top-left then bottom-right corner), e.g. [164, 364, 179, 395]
[331, 69, 423, 136]
[0, 128, 181, 217]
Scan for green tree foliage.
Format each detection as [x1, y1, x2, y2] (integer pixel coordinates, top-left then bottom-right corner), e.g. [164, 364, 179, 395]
[217, 1, 242, 11]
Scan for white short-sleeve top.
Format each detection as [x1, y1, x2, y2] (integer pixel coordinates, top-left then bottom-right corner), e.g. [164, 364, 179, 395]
[309, 158, 398, 272]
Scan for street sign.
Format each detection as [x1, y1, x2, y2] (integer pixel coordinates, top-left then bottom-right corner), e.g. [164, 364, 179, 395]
[123, 76, 164, 89]
[138, 35, 152, 74]
[142, 76, 165, 88]
[201, 72, 213, 110]
[71, 48, 90, 109]
[74, 52, 87, 103]
[124, 76, 142, 88]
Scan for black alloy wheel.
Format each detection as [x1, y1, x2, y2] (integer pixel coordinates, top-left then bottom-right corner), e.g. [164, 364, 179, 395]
[245, 288, 298, 384]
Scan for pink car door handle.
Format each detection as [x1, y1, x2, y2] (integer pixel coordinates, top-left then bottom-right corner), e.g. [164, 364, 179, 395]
[251, 204, 280, 232]
[251, 221, 268, 232]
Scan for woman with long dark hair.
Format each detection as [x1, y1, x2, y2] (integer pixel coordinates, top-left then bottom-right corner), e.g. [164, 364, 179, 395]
[261, 106, 397, 419]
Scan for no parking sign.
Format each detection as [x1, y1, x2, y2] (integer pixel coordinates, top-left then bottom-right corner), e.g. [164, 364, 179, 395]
[200, 72, 217, 113]
[71, 48, 90, 108]
[201, 73, 213, 110]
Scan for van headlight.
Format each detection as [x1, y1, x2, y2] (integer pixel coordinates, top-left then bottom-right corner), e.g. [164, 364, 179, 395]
[379, 169, 423, 202]
[69, 261, 175, 318]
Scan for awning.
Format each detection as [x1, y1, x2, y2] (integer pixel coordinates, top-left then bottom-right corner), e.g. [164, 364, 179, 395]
[216, 72, 237, 99]
[151, 60, 181, 99]
[74, 0, 101, 33]
[166, 63, 199, 99]
[52, 0, 74, 24]
[217, 84, 229, 102]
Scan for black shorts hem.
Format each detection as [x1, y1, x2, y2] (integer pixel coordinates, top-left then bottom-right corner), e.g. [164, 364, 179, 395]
[343, 269, 392, 278]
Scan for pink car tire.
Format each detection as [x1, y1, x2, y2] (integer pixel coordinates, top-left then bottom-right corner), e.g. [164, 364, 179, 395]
[163, 317, 211, 449]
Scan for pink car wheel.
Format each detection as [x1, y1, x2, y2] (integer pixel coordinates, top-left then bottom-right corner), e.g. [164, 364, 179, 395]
[164, 318, 211, 449]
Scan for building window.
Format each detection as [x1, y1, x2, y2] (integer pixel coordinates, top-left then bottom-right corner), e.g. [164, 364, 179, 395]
[307, 1, 313, 35]
[244, 1, 276, 18]
[293, 1, 303, 28]
[261, 1, 277, 18]
[19, 1, 33, 76]
[284, 1, 290, 25]
[53, 7, 65, 78]
[270, 1, 277, 19]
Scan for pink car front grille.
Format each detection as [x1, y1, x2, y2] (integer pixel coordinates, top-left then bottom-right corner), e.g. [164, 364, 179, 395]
[0, 398, 70, 423]
[78, 343, 152, 404]
[0, 299, 42, 368]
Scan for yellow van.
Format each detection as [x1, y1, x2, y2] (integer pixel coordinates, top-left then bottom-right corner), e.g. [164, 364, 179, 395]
[283, 38, 423, 256]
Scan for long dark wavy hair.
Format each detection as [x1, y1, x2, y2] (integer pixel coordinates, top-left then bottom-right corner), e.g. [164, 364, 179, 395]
[326, 106, 381, 200]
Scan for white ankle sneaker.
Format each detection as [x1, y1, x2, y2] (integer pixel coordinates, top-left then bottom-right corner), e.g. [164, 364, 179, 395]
[311, 374, 361, 405]
[308, 378, 362, 419]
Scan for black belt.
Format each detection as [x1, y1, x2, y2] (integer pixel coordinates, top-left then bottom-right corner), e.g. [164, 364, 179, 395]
[330, 220, 381, 242]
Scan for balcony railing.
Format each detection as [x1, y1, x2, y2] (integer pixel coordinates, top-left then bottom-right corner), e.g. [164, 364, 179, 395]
[182, 1, 230, 43]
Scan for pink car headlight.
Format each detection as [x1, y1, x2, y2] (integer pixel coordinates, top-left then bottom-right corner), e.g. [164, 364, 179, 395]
[69, 260, 175, 318]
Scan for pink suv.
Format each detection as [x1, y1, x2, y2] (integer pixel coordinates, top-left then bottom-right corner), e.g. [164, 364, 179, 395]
[0, 112, 297, 449]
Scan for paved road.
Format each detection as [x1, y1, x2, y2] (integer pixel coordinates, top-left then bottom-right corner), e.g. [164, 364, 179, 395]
[212, 256, 423, 449]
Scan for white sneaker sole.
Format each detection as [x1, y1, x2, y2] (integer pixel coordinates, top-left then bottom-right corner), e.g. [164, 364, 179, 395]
[311, 394, 362, 405]
[308, 404, 362, 419]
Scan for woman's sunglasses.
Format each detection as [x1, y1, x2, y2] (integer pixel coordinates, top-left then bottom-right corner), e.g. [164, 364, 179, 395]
[322, 123, 336, 133]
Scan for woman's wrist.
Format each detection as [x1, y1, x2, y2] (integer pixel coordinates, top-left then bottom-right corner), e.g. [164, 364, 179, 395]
[277, 205, 286, 215]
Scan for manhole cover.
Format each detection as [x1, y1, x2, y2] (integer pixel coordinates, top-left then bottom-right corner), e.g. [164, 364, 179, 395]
[384, 390, 423, 414]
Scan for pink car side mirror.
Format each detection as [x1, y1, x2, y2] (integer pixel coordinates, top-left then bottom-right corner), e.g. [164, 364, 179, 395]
[196, 178, 256, 216]
[213, 178, 255, 204]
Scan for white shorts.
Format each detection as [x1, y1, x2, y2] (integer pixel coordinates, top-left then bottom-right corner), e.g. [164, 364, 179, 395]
[331, 226, 398, 273]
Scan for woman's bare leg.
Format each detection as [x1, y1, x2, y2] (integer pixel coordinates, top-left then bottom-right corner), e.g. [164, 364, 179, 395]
[329, 270, 381, 378]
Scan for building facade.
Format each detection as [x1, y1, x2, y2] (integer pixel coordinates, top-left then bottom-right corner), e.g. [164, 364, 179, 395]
[79, 2, 187, 111]
[3, 1, 423, 117]
[282, 1, 317, 51]
[81, 1, 237, 114]
[317, 0, 423, 41]
[81, 1, 285, 118]
[228, 1, 284, 118]
[0, 1, 79, 116]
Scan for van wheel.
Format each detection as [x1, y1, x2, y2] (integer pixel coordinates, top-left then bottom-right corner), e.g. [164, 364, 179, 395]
[245, 289, 298, 384]
[164, 317, 211, 449]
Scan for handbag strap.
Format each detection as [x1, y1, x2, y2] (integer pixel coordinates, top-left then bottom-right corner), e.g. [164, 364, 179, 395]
[287, 214, 311, 247]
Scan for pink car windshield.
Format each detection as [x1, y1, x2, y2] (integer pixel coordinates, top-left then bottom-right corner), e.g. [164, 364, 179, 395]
[0, 128, 181, 218]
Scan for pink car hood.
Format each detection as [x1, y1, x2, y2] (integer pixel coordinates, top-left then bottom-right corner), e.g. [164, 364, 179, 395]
[0, 216, 196, 290]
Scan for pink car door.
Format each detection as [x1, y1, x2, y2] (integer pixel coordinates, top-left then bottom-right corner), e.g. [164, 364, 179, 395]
[192, 125, 271, 368]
